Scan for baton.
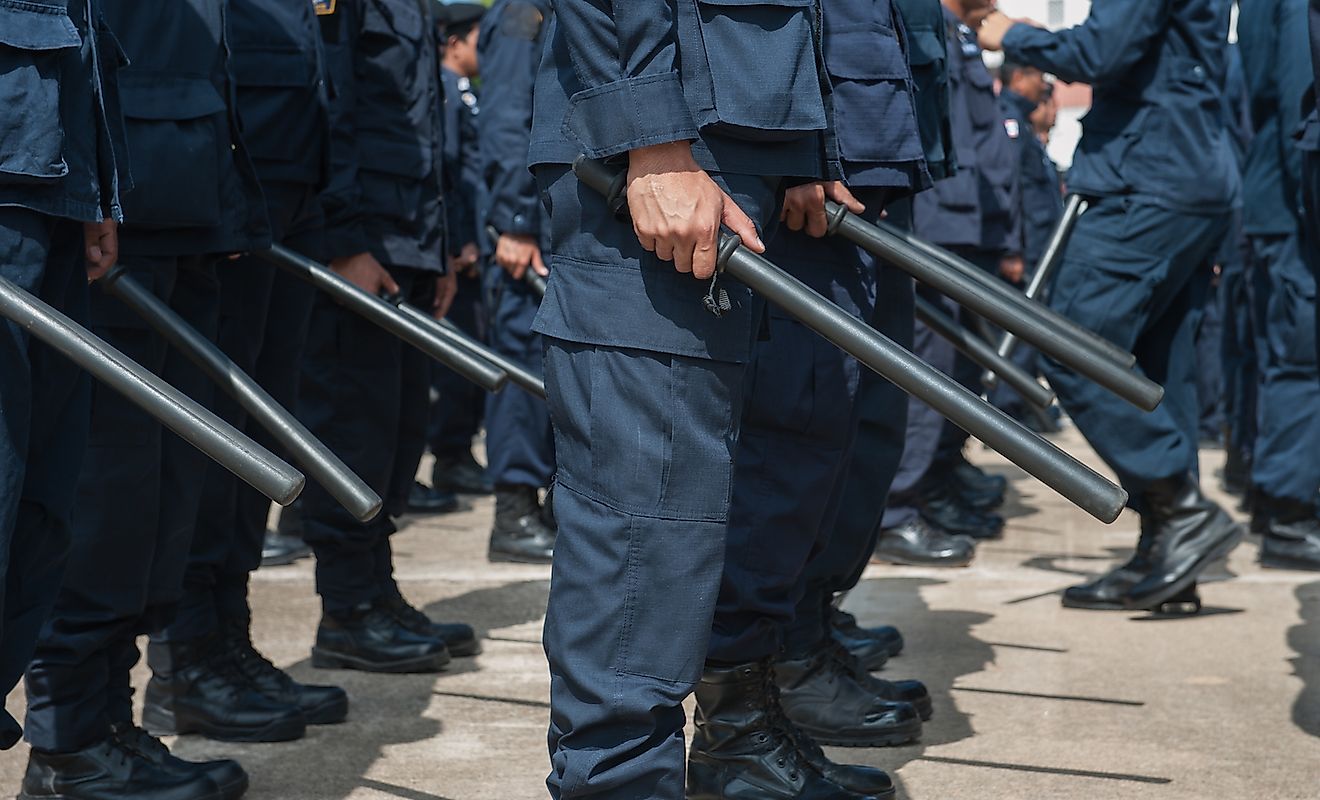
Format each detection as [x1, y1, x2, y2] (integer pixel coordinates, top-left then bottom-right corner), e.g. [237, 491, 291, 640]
[829, 206, 1163, 412]
[100, 269, 382, 522]
[260, 245, 508, 393]
[0, 276, 303, 505]
[381, 294, 547, 399]
[573, 156, 1127, 523]
[985, 194, 1088, 389]
[912, 294, 1055, 410]
[486, 225, 548, 297]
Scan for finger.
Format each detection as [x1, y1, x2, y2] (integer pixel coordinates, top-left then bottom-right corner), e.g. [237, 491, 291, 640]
[510, 261, 527, 281]
[830, 183, 866, 214]
[381, 271, 400, 296]
[654, 237, 676, 266]
[531, 248, 549, 278]
[806, 204, 829, 238]
[721, 193, 763, 253]
[784, 202, 806, 232]
[691, 234, 716, 280]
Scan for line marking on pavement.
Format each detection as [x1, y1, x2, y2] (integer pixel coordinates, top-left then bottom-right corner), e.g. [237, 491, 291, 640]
[982, 641, 1069, 653]
[950, 686, 1144, 706]
[914, 755, 1172, 784]
[433, 689, 550, 709]
[359, 777, 459, 800]
[485, 635, 542, 645]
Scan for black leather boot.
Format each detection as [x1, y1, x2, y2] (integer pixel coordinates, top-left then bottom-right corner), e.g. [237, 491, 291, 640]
[1125, 474, 1243, 610]
[405, 481, 461, 514]
[20, 737, 225, 800]
[815, 641, 932, 721]
[687, 661, 887, 800]
[111, 723, 248, 800]
[873, 517, 975, 567]
[1062, 520, 1155, 610]
[919, 482, 1004, 540]
[143, 638, 306, 743]
[774, 648, 922, 747]
[379, 594, 482, 656]
[222, 624, 349, 725]
[312, 601, 451, 673]
[1256, 494, 1320, 571]
[488, 484, 555, 564]
[431, 451, 493, 495]
[951, 456, 1007, 499]
[832, 609, 904, 661]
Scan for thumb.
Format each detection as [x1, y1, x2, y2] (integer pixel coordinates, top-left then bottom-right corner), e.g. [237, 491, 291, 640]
[721, 192, 764, 253]
[829, 182, 866, 215]
[380, 269, 400, 297]
[531, 248, 548, 277]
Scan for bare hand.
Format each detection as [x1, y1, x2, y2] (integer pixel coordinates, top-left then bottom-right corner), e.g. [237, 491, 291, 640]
[83, 218, 118, 281]
[495, 233, 546, 281]
[977, 11, 1016, 51]
[999, 254, 1026, 284]
[433, 271, 457, 319]
[626, 141, 763, 280]
[782, 181, 866, 238]
[331, 251, 399, 296]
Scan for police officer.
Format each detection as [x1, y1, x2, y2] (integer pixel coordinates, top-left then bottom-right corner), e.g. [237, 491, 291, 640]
[298, 0, 475, 674]
[141, 0, 351, 746]
[423, 1, 491, 501]
[697, 2, 929, 793]
[476, 0, 556, 563]
[22, 0, 270, 796]
[0, 0, 125, 757]
[879, 0, 1020, 549]
[529, 1, 878, 796]
[980, 0, 1243, 611]
[1237, 0, 1320, 568]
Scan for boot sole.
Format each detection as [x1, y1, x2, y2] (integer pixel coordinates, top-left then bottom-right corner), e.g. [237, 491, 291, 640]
[792, 720, 923, 748]
[1124, 523, 1244, 611]
[872, 552, 974, 568]
[446, 638, 484, 657]
[487, 551, 553, 565]
[141, 703, 306, 743]
[303, 693, 351, 725]
[311, 647, 451, 674]
[1259, 551, 1320, 572]
[260, 548, 312, 567]
[1060, 596, 1128, 611]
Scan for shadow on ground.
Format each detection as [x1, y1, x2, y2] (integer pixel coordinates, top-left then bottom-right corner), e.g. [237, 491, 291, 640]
[1289, 579, 1320, 739]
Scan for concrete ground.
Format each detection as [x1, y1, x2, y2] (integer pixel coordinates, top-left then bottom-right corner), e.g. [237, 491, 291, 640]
[4, 427, 1320, 799]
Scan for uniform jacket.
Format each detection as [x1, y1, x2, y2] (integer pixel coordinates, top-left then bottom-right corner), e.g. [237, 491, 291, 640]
[1002, 0, 1241, 215]
[1296, 0, 1319, 151]
[228, 0, 330, 189]
[824, 0, 928, 194]
[478, 0, 549, 247]
[999, 88, 1062, 265]
[318, 0, 445, 271]
[893, 0, 956, 180]
[0, 0, 129, 224]
[440, 65, 481, 255]
[913, 8, 1020, 253]
[102, 0, 270, 256]
[528, 0, 831, 179]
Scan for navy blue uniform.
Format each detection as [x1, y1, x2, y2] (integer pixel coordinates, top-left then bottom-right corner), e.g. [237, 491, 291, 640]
[159, 0, 331, 646]
[1306, 1, 1320, 360]
[299, 0, 445, 615]
[708, 0, 926, 665]
[1003, 0, 1240, 498]
[999, 88, 1062, 267]
[1238, 0, 1319, 504]
[476, 0, 554, 492]
[529, 0, 830, 793]
[0, 0, 128, 747]
[24, 0, 269, 753]
[428, 65, 487, 463]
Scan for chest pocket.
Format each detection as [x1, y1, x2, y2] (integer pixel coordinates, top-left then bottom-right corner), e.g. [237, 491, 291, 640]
[118, 75, 228, 228]
[231, 45, 323, 164]
[0, 2, 81, 184]
[962, 58, 999, 130]
[688, 0, 828, 141]
[825, 27, 923, 166]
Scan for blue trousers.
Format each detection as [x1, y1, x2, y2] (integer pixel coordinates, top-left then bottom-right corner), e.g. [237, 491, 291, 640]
[1194, 278, 1225, 440]
[1248, 232, 1320, 502]
[26, 255, 219, 752]
[1042, 198, 1222, 501]
[158, 182, 323, 643]
[707, 206, 880, 664]
[0, 210, 89, 750]
[428, 271, 486, 459]
[535, 165, 779, 800]
[1219, 221, 1257, 468]
[483, 262, 554, 489]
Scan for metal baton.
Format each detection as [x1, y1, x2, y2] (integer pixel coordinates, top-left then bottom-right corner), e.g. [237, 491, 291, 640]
[486, 225, 548, 297]
[260, 245, 508, 393]
[0, 276, 304, 505]
[912, 294, 1056, 411]
[985, 194, 1089, 389]
[381, 295, 548, 399]
[100, 269, 382, 522]
[830, 206, 1163, 412]
[573, 156, 1127, 523]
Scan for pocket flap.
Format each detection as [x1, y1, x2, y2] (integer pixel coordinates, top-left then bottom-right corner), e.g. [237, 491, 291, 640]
[229, 45, 315, 88]
[697, 0, 814, 6]
[118, 75, 227, 121]
[0, 3, 81, 50]
[359, 137, 429, 179]
[823, 28, 908, 80]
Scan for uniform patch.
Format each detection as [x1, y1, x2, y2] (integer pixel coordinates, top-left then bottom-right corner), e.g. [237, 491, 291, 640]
[313, 0, 336, 16]
[1004, 119, 1020, 139]
[500, 1, 544, 40]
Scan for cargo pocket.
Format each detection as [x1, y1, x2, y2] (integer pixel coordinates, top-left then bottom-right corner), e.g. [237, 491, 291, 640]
[691, 0, 828, 141]
[0, 3, 82, 184]
[230, 45, 320, 164]
[359, 140, 431, 224]
[825, 28, 923, 166]
[1267, 264, 1318, 370]
[1050, 222, 1163, 343]
[118, 75, 228, 228]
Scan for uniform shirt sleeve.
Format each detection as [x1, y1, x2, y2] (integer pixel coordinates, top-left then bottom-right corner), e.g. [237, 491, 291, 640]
[1001, 1, 1168, 85]
[317, 0, 373, 260]
[479, 3, 545, 236]
[556, 0, 699, 158]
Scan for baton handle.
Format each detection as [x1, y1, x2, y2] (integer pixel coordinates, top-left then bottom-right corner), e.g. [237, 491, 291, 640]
[0, 276, 304, 505]
[572, 156, 1127, 523]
